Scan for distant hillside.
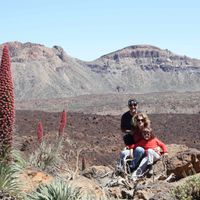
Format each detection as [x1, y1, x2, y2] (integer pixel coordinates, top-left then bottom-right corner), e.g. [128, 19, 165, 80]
[85, 45, 200, 93]
[1, 42, 200, 100]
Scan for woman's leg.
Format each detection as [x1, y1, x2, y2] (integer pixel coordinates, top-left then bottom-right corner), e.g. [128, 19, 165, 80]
[132, 156, 148, 179]
[130, 146, 145, 169]
[119, 149, 131, 167]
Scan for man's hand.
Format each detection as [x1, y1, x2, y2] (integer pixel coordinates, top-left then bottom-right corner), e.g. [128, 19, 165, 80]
[129, 149, 134, 159]
[123, 146, 130, 150]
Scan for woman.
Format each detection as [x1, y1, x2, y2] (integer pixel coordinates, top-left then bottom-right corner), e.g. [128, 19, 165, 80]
[118, 113, 151, 171]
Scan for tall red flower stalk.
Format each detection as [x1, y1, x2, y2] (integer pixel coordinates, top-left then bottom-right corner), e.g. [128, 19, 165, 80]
[58, 110, 67, 136]
[37, 122, 43, 143]
[0, 45, 15, 158]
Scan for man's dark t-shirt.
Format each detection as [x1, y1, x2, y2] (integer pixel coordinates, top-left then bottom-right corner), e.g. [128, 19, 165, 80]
[121, 111, 135, 145]
[121, 111, 133, 131]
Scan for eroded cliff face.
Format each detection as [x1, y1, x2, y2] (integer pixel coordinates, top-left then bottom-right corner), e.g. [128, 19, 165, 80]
[86, 45, 200, 93]
[1, 42, 200, 100]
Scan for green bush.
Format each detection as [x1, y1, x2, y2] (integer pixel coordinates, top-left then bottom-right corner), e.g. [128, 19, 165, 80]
[0, 149, 27, 199]
[26, 179, 82, 200]
[0, 162, 23, 199]
[172, 176, 200, 200]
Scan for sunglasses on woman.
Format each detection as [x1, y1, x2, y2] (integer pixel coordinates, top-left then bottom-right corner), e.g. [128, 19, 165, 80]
[136, 118, 145, 122]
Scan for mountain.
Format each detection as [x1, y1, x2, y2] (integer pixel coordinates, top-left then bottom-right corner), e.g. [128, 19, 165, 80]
[0, 42, 110, 100]
[1, 42, 200, 100]
[86, 45, 200, 93]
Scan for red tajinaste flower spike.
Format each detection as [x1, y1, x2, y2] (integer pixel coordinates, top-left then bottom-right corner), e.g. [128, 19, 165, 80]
[58, 110, 67, 136]
[0, 45, 15, 158]
[37, 122, 43, 143]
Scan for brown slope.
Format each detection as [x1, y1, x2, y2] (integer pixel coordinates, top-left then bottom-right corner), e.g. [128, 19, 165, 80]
[15, 110, 200, 167]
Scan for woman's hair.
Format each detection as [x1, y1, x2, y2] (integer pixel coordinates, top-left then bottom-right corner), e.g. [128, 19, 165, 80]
[132, 112, 151, 128]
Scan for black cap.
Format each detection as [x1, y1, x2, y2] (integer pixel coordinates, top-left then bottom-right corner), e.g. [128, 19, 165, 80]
[128, 99, 138, 106]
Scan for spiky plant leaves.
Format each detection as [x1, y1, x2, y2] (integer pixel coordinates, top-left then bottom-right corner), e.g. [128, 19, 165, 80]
[12, 149, 27, 171]
[0, 150, 26, 199]
[29, 137, 63, 172]
[26, 179, 82, 200]
[0, 163, 22, 199]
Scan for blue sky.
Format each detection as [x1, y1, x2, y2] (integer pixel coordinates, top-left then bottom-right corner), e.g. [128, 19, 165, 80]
[0, 0, 199, 61]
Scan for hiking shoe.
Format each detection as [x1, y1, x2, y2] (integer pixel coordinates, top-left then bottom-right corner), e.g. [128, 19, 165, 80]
[129, 165, 135, 172]
[146, 165, 153, 177]
[131, 176, 138, 182]
[148, 164, 153, 171]
[148, 168, 153, 176]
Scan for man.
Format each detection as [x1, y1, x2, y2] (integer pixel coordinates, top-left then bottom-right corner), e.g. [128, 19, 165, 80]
[121, 98, 139, 145]
[117, 98, 139, 172]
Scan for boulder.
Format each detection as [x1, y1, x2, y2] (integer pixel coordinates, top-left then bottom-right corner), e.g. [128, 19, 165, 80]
[166, 148, 200, 179]
[69, 175, 106, 199]
[81, 165, 113, 179]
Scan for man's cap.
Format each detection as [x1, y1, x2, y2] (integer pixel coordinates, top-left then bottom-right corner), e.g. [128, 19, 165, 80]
[128, 98, 139, 106]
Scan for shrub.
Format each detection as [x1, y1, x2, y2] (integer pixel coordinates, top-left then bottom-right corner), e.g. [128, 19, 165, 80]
[0, 150, 26, 200]
[0, 163, 19, 195]
[30, 110, 67, 172]
[26, 179, 82, 200]
[172, 175, 200, 200]
[29, 137, 63, 172]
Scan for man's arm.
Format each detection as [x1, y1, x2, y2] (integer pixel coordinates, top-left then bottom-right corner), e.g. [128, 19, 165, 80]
[120, 115, 125, 132]
[121, 114, 131, 132]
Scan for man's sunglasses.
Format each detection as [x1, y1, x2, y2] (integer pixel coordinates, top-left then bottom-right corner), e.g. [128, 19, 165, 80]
[129, 103, 137, 107]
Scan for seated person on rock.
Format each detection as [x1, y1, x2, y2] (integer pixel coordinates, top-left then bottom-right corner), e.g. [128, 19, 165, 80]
[129, 127, 168, 180]
[118, 112, 151, 171]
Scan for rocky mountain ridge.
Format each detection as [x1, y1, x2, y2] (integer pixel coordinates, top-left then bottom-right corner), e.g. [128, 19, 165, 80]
[87, 45, 200, 93]
[1, 41, 200, 101]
